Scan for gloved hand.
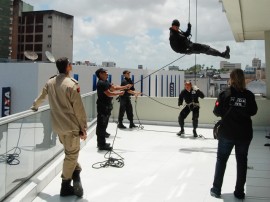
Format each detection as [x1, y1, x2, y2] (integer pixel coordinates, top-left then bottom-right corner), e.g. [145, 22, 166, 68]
[188, 23, 191, 29]
[193, 85, 199, 91]
[30, 106, 38, 111]
[179, 105, 184, 109]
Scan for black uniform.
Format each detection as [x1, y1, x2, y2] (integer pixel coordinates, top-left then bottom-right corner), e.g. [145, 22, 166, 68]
[213, 86, 258, 141]
[118, 77, 135, 125]
[169, 25, 227, 58]
[96, 79, 113, 147]
[178, 87, 204, 130]
[211, 87, 257, 198]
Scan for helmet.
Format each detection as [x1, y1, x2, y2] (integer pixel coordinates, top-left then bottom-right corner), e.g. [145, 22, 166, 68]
[172, 19, 180, 27]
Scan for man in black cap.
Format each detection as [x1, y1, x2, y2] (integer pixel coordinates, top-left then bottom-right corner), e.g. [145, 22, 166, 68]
[95, 68, 132, 150]
[117, 70, 141, 129]
[169, 19, 230, 59]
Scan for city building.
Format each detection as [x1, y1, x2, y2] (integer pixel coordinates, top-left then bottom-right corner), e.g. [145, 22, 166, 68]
[17, 10, 73, 61]
[0, 0, 73, 62]
[220, 61, 241, 70]
[168, 65, 179, 71]
[252, 57, 261, 68]
[102, 61, 116, 67]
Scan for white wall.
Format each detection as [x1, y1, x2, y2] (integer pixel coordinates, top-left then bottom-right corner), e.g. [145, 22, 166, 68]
[0, 63, 185, 116]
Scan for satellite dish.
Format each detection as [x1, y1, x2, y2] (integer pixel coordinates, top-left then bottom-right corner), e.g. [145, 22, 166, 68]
[24, 51, 38, 61]
[45, 51, 56, 63]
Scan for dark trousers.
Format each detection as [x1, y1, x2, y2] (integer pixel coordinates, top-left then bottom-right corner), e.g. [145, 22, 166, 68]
[118, 97, 134, 123]
[212, 137, 251, 194]
[178, 105, 199, 129]
[187, 42, 223, 57]
[96, 105, 111, 146]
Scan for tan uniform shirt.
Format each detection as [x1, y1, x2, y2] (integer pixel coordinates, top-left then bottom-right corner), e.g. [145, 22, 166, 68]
[31, 74, 87, 135]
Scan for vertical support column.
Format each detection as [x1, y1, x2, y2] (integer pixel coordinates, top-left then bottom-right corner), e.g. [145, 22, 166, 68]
[265, 31, 270, 98]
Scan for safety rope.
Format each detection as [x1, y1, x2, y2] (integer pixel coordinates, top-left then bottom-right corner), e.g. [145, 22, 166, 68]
[92, 124, 124, 169]
[133, 54, 186, 85]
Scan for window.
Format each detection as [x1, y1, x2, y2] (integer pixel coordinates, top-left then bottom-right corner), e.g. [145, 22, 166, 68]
[35, 14, 43, 23]
[35, 35, 42, 42]
[34, 44, 42, 52]
[26, 26, 34, 33]
[26, 35, 33, 42]
[35, 25, 43, 33]
[26, 16, 34, 24]
[25, 44, 33, 50]
[48, 35, 51, 38]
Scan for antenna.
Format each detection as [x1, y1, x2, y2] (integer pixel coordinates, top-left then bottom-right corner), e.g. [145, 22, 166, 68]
[45, 51, 56, 63]
[24, 51, 38, 61]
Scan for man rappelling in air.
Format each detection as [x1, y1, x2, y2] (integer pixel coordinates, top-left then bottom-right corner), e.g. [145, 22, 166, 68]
[169, 19, 230, 59]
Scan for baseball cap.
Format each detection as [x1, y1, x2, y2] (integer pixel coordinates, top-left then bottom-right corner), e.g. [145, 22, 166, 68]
[95, 68, 107, 77]
[123, 70, 131, 74]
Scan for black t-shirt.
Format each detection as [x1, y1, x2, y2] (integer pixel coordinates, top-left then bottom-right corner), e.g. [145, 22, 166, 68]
[121, 77, 135, 97]
[213, 87, 258, 140]
[96, 79, 113, 106]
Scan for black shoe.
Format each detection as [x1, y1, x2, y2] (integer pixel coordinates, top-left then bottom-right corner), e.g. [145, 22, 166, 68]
[234, 191, 245, 199]
[265, 136, 270, 139]
[177, 130, 184, 136]
[129, 123, 138, 128]
[210, 188, 221, 198]
[193, 129, 198, 138]
[60, 180, 74, 197]
[223, 46, 230, 59]
[72, 170, 83, 197]
[98, 144, 112, 151]
[105, 132, 111, 138]
[264, 143, 270, 146]
[118, 123, 127, 129]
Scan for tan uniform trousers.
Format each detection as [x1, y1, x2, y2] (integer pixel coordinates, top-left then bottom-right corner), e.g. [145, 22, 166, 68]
[58, 132, 82, 180]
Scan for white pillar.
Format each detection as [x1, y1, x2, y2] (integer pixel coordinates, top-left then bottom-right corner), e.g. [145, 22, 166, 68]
[265, 31, 270, 98]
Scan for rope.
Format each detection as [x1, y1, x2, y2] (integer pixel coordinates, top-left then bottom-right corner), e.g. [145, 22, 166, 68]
[92, 122, 125, 169]
[194, 0, 198, 84]
[133, 54, 186, 85]
[188, 0, 191, 23]
[0, 122, 23, 165]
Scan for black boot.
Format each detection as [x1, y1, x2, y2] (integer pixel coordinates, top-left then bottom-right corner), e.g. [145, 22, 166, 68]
[222, 46, 230, 59]
[60, 179, 74, 196]
[193, 129, 198, 138]
[129, 122, 138, 128]
[72, 170, 83, 197]
[118, 122, 127, 129]
[177, 128, 185, 136]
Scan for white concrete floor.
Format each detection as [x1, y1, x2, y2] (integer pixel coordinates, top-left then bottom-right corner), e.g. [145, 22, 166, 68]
[32, 123, 270, 202]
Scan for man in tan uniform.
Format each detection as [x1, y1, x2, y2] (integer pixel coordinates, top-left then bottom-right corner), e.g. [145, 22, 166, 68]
[31, 57, 87, 197]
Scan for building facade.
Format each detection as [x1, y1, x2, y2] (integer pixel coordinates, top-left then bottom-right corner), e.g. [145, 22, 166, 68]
[220, 61, 241, 70]
[0, 0, 33, 60]
[17, 10, 74, 61]
[0, 0, 13, 59]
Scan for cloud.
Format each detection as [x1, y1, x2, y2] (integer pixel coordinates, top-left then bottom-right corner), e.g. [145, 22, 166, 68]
[24, 0, 265, 69]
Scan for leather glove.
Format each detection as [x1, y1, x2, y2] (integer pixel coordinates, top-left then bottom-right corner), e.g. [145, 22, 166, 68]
[193, 85, 199, 91]
[188, 23, 191, 29]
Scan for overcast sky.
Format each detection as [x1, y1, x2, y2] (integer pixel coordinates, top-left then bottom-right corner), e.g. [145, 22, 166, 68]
[24, 0, 265, 70]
